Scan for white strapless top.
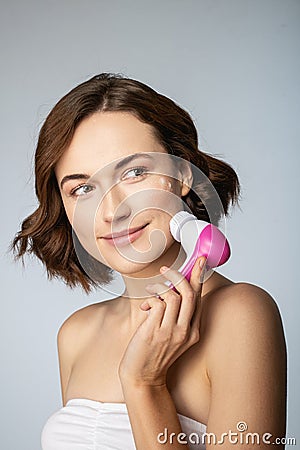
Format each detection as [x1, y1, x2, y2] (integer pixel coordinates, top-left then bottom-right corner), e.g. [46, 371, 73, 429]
[41, 398, 207, 449]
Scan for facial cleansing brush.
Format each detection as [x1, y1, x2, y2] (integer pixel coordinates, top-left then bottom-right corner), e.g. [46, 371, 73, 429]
[168, 211, 231, 283]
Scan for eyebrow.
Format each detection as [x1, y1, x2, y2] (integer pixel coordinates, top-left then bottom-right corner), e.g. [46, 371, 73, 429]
[114, 152, 154, 171]
[60, 152, 155, 190]
[60, 173, 90, 190]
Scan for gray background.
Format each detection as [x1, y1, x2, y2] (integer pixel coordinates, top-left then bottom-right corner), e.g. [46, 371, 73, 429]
[1, 1, 299, 448]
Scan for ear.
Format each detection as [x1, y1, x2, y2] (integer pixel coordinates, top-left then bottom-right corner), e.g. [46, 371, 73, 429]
[179, 161, 193, 197]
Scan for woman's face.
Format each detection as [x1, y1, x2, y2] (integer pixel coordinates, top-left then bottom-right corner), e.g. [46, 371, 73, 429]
[55, 112, 191, 278]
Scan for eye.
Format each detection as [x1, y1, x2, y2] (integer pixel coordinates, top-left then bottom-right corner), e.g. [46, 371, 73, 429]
[122, 166, 148, 180]
[70, 184, 95, 197]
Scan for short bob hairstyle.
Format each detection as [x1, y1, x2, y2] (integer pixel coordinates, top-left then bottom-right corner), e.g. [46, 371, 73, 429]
[10, 73, 241, 294]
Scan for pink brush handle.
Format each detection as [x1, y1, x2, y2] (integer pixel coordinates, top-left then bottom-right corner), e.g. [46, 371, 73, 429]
[168, 224, 230, 291]
[182, 223, 230, 281]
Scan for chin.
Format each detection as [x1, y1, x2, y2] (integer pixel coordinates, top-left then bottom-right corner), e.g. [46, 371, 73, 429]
[102, 244, 181, 280]
[109, 259, 158, 280]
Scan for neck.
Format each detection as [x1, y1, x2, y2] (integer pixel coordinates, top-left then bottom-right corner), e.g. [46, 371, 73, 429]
[121, 240, 185, 298]
[117, 244, 216, 330]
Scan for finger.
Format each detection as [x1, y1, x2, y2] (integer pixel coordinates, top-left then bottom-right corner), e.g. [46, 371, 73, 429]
[140, 296, 166, 328]
[183, 300, 202, 349]
[190, 286, 203, 333]
[160, 256, 206, 298]
[182, 257, 206, 333]
[145, 282, 181, 326]
[159, 265, 197, 329]
[189, 256, 207, 295]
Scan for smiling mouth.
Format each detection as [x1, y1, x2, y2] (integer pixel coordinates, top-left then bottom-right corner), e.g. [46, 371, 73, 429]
[101, 223, 149, 247]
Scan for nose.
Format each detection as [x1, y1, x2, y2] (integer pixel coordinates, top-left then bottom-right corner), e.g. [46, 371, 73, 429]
[99, 184, 131, 224]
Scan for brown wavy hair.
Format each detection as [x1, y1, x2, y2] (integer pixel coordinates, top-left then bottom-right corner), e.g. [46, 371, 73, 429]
[9, 73, 241, 294]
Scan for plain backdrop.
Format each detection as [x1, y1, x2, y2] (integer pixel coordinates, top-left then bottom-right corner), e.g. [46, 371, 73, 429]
[1, 1, 299, 449]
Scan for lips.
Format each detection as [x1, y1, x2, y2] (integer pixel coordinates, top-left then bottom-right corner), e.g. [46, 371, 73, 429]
[102, 223, 148, 240]
[101, 223, 149, 247]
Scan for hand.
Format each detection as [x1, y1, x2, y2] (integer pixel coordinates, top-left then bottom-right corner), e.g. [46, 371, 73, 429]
[118, 256, 207, 388]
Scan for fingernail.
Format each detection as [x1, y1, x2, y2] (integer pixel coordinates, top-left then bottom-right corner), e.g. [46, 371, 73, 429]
[160, 266, 168, 272]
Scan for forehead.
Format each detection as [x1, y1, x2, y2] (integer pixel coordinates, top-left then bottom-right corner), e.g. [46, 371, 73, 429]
[55, 111, 165, 180]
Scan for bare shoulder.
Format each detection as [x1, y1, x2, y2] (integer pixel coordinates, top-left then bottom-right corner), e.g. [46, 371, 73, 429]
[199, 282, 287, 435]
[57, 298, 118, 359]
[201, 281, 287, 376]
[57, 298, 118, 406]
[202, 281, 283, 327]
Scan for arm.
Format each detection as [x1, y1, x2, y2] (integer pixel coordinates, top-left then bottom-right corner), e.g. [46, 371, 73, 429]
[57, 319, 75, 407]
[118, 258, 206, 450]
[57, 304, 99, 406]
[122, 382, 189, 450]
[205, 283, 287, 449]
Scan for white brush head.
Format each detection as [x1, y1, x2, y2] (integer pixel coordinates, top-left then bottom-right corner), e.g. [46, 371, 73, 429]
[169, 211, 197, 242]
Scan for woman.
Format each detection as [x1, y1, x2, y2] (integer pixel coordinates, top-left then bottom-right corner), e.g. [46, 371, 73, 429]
[11, 73, 287, 449]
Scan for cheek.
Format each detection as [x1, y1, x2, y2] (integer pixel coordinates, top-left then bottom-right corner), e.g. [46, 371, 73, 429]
[127, 184, 180, 218]
[158, 177, 173, 191]
[61, 199, 75, 227]
[145, 176, 182, 212]
[119, 176, 184, 223]
[64, 195, 108, 263]
[63, 199, 89, 237]
[156, 176, 183, 197]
